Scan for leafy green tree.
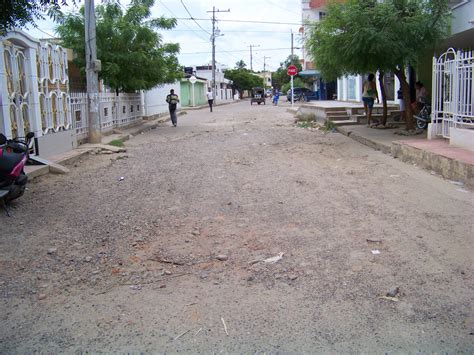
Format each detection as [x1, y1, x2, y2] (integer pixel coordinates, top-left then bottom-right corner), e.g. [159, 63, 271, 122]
[0, 0, 71, 35]
[235, 60, 247, 69]
[281, 77, 305, 94]
[306, 0, 449, 129]
[224, 68, 263, 96]
[271, 55, 303, 90]
[55, 0, 182, 93]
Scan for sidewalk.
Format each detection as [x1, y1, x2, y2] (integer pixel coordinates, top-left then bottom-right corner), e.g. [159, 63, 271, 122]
[337, 124, 474, 188]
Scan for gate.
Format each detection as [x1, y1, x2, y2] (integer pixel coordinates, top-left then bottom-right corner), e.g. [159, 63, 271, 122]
[432, 48, 474, 138]
[1, 31, 71, 142]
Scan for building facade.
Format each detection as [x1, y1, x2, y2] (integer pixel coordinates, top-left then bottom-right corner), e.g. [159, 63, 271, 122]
[189, 62, 233, 102]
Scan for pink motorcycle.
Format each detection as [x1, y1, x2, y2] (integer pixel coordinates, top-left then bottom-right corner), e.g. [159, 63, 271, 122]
[0, 132, 34, 215]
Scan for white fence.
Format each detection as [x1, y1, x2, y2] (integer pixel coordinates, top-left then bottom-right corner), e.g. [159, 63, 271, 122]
[71, 92, 143, 141]
[432, 48, 474, 138]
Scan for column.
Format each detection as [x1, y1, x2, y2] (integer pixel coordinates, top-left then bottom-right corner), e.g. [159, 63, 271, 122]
[0, 43, 12, 137]
[26, 46, 42, 137]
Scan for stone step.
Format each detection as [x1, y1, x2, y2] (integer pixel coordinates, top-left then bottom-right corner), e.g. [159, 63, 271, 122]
[355, 113, 404, 123]
[327, 115, 351, 121]
[324, 107, 348, 112]
[326, 110, 348, 116]
[331, 120, 360, 126]
[24, 164, 49, 179]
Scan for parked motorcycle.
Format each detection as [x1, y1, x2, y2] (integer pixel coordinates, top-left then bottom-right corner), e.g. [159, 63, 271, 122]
[413, 103, 431, 130]
[0, 132, 34, 214]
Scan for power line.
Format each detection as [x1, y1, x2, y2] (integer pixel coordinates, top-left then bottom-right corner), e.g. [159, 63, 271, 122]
[175, 18, 302, 25]
[179, 47, 295, 55]
[157, 0, 209, 42]
[265, 0, 301, 16]
[167, 29, 294, 33]
[35, 27, 56, 38]
[180, 0, 211, 35]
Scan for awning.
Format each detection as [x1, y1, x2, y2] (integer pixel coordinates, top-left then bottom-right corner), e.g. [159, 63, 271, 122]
[298, 70, 320, 77]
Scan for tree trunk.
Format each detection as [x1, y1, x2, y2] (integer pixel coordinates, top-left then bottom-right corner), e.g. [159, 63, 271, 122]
[378, 71, 388, 126]
[394, 67, 415, 130]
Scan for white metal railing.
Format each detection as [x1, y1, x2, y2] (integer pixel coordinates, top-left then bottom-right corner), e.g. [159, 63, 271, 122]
[432, 48, 474, 138]
[71, 92, 143, 141]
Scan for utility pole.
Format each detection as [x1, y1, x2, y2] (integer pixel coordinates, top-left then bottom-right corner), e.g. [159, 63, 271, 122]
[291, 30, 294, 58]
[263, 56, 271, 87]
[248, 44, 260, 71]
[84, 0, 101, 143]
[207, 6, 230, 101]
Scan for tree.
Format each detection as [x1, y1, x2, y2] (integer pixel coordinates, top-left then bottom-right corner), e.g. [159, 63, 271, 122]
[306, 0, 450, 129]
[55, 0, 182, 93]
[0, 0, 75, 36]
[271, 55, 303, 90]
[281, 77, 305, 94]
[235, 60, 247, 69]
[224, 68, 262, 96]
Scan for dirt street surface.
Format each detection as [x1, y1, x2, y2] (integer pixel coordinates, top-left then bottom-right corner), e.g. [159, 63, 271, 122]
[1, 100, 473, 353]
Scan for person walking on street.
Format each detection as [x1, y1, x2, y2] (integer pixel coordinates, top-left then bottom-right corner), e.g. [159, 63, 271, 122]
[362, 73, 379, 126]
[166, 89, 179, 126]
[206, 87, 214, 112]
[272, 89, 280, 106]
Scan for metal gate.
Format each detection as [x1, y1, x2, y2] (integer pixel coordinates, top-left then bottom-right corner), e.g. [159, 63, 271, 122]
[432, 48, 474, 138]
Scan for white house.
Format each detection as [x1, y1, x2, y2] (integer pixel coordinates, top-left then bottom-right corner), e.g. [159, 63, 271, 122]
[191, 62, 233, 102]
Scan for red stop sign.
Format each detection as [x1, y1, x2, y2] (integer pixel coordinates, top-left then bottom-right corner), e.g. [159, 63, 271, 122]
[287, 65, 298, 76]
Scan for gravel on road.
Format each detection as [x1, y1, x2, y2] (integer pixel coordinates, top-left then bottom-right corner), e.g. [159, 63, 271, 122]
[1, 101, 473, 353]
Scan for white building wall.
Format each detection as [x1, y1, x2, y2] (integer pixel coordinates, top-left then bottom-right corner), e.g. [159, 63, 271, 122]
[451, 0, 474, 35]
[143, 83, 180, 118]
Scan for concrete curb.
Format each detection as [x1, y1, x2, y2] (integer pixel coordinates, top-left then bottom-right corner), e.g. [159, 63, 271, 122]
[336, 126, 391, 154]
[392, 141, 474, 188]
[182, 100, 239, 112]
[336, 125, 473, 187]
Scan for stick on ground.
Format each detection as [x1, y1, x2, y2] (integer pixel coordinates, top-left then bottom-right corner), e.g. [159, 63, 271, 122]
[221, 317, 229, 336]
[174, 329, 191, 341]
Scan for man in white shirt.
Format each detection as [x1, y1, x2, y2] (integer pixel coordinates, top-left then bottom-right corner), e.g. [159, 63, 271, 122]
[206, 87, 214, 112]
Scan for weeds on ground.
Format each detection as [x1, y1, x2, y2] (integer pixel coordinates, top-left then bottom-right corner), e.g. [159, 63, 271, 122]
[295, 113, 316, 129]
[108, 139, 125, 147]
[297, 121, 312, 128]
[322, 120, 336, 133]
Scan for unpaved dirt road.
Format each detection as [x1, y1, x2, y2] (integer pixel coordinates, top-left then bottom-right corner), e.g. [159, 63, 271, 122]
[1, 100, 473, 353]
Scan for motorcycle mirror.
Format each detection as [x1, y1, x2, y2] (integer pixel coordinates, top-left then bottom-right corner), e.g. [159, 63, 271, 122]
[26, 132, 35, 139]
[0, 134, 6, 145]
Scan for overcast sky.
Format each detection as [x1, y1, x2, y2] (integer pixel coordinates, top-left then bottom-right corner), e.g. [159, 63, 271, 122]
[25, 0, 303, 72]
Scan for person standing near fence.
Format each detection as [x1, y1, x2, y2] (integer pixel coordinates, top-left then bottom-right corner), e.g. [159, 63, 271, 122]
[166, 89, 179, 126]
[206, 87, 214, 112]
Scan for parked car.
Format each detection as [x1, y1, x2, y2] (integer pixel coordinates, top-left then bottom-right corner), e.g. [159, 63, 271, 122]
[286, 87, 316, 102]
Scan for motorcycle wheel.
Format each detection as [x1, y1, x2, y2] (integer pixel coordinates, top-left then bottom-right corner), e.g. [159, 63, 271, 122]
[6, 172, 26, 201]
[416, 119, 427, 130]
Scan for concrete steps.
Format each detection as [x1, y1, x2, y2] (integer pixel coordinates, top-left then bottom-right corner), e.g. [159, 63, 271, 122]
[326, 110, 350, 121]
